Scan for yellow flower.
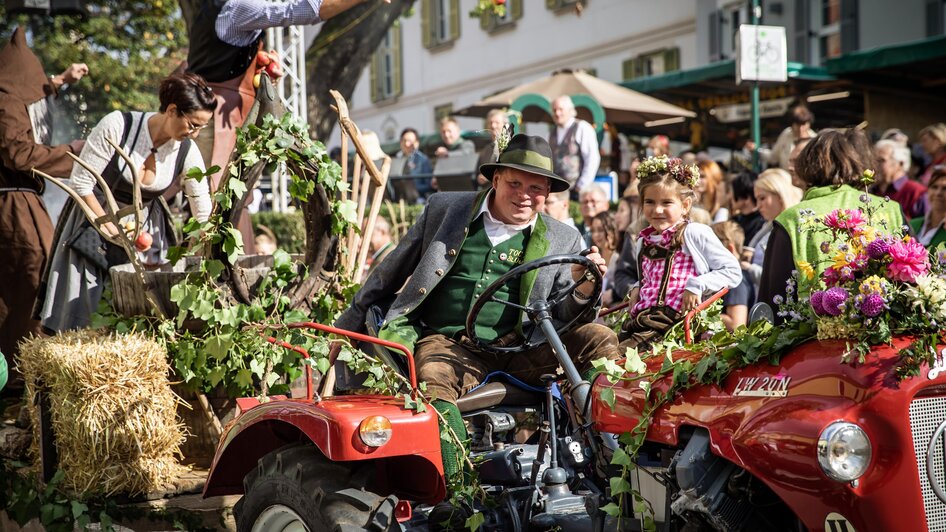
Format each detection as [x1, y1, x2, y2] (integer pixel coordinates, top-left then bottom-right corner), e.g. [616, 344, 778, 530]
[832, 251, 850, 270]
[859, 275, 885, 295]
[798, 260, 815, 281]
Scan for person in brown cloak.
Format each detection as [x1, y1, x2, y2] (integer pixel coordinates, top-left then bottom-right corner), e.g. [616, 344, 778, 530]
[0, 27, 88, 382]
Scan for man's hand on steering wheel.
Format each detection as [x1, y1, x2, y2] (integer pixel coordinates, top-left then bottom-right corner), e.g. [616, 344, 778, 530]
[573, 245, 608, 299]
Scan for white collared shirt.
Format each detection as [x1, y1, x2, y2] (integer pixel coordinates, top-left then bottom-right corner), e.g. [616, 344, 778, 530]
[477, 190, 537, 246]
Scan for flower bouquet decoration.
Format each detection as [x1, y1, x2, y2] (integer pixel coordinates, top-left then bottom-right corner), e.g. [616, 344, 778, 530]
[777, 192, 946, 376]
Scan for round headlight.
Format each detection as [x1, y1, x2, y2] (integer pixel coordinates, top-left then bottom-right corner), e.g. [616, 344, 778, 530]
[359, 415, 392, 448]
[817, 421, 871, 482]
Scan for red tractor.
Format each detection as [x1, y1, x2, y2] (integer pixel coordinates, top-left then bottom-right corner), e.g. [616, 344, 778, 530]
[202, 254, 946, 531]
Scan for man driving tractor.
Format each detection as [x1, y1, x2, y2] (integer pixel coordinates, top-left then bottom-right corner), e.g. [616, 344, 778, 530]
[335, 134, 619, 485]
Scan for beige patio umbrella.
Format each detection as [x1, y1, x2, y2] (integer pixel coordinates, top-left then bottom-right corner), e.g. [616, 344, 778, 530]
[455, 69, 695, 126]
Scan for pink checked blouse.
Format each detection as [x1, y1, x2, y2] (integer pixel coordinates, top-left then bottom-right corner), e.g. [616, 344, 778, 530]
[631, 224, 699, 315]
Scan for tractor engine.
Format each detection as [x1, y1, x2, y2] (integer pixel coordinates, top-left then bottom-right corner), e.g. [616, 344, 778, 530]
[669, 429, 796, 532]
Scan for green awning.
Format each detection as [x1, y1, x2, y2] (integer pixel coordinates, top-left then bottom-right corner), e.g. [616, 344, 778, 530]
[825, 35, 946, 74]
[621, 60, 834, 94]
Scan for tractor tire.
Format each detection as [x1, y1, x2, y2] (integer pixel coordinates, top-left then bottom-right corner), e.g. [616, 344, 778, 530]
[234, 442, 399, 532]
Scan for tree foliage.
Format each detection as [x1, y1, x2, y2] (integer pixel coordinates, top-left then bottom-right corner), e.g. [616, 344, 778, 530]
[0, 2, 187, 134]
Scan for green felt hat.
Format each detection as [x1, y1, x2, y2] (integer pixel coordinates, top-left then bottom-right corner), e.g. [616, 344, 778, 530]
[480, 134, 570, 193]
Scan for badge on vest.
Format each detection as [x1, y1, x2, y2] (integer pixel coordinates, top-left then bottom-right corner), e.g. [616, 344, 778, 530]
[504, 249, 524, 265]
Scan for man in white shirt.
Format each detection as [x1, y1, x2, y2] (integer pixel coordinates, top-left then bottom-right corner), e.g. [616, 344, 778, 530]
[549, 95, 600, 198]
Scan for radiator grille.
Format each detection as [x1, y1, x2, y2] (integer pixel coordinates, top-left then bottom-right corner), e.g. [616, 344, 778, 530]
[910, 396, 946, 531]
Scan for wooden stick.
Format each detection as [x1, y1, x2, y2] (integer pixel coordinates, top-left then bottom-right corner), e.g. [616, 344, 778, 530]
[329, 90, 383, 187]
[195, 392, 223, 440]
[339, 127, 349, 203]
[344, 156, 363, 273]
[355, 156, 391, 277]
[104, 137, 143, 233]
[66, 152, 121, 218]
[349, 155, 373, 273]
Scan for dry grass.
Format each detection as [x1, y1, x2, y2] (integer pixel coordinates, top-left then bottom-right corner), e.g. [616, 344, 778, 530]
[18, 330, 188, 497]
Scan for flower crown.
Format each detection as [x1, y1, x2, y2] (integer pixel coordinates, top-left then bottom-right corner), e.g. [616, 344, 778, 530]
[637, 155, 700, 189]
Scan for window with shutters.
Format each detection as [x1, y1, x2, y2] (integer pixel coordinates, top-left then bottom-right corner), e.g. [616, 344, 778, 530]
[370, 26, 402, 103]
[422, 0, 460, 50]
[480, 0, 522, 33]
[709, 2, 748, 62]
[812, 0, 843, 62]
[622, 48, 681, 80]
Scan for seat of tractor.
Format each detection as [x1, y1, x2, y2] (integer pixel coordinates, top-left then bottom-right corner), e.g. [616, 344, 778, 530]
[456, 381, 543, 413]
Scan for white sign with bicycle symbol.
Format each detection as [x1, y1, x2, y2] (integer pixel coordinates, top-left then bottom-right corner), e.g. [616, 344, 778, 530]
[736, 24, 788, 83]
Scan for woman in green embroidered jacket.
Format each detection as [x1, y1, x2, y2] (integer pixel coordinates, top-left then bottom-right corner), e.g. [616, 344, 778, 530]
[911, 166, 946, 250]
[758, 129, 905, 310]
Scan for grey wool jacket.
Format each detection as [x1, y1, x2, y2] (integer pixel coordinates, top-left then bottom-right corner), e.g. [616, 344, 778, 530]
[334, 190, 599, 351]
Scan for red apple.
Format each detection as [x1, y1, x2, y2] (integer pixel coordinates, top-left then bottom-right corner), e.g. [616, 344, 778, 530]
[135, 231, 153, 252]
[265, 61, 283, 79]
[255, 50, 272, 67]
[495, 0, 506, 4]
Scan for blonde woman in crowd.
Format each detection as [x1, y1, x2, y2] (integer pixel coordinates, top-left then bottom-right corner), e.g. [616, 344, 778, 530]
[745, 168, 802, 293]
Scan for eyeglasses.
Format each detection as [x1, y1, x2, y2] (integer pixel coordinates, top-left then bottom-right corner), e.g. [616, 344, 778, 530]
[179, 111, 208, 133]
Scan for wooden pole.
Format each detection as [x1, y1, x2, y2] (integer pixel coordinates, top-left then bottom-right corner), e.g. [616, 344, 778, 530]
[355, 156, 391, 277]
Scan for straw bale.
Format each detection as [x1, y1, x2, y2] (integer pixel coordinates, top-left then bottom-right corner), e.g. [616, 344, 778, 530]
[17, 330, 188, 497]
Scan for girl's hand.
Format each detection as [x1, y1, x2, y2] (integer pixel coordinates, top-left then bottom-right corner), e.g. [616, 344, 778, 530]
[681, 291, 701, 313]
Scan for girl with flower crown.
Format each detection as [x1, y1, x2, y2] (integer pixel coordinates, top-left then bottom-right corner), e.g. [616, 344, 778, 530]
[619, 156, 742, 349]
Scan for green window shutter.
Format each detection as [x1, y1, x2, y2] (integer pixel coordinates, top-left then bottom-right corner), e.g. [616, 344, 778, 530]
[663, 47, 680, 72]
[369, 54, 379, 103]
[546, 0, 558, 9]
[512, 0, 523, 20]
[393, 26, 403, 97]
[621, 58, 634, 80]
[480, 11, 491, 30]
[449, 0, 461, 41]
[421, 0, 432, 49]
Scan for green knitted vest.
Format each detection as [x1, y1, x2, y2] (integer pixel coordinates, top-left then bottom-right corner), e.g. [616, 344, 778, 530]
[420, 217, 529, 342]
[776, 184, 904, 295]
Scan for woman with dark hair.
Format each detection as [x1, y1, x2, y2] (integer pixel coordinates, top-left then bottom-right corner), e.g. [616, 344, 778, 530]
[35, 72, 217, 332]
[757, 129, 904, 310]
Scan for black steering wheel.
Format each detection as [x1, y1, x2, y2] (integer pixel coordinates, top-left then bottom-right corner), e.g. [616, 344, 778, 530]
[464, 253, 603, 354]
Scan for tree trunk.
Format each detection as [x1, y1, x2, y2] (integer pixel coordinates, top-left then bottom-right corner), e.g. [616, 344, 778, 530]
[306, 0, 416, 142]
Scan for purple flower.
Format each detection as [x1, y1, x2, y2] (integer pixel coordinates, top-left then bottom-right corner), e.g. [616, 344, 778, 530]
[859, 293, 886, 317]
[867, 239, 889, 260]
[822, 287, 848, 316]
[810, 290, 826, 315]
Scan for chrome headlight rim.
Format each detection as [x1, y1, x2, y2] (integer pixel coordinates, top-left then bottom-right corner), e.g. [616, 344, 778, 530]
[817, 420, 872, 483]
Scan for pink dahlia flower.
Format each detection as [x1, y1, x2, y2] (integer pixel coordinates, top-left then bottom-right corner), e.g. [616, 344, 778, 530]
[887, 239, 930, 283]
[823, 209, 866, 231]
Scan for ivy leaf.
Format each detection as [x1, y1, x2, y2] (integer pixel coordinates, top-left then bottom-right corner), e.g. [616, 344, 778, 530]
[465, 511, 485, 531]
[611, 447, 633, 466]
[207, 367, 225, 387]
[204, 334, 232, 361]
[228, 178, 248, 200]
[316, 358, 330, 374]
[203, 259, 226, 279]
[223, 227, 245, 265]
[235, 368, 254, 388]
[600, 387, 616, 411]
[624, 347, 647, 375]
[610, 476, 631, 496]
[337, 199, 358, 224]
[600, 502, 621, 517]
